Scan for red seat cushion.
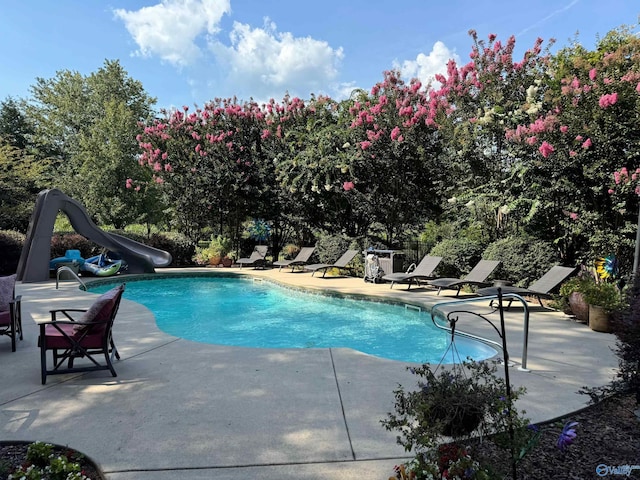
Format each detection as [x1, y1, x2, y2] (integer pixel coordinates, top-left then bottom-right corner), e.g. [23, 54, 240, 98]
[0, 310, 10, 326]
[43, 323, 104, 349]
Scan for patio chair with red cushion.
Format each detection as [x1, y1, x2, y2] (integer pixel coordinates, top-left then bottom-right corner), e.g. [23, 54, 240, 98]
[38, 284, 125, 384]
[0, 274, 23, 352]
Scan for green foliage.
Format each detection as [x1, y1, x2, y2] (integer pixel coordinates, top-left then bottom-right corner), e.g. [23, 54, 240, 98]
[582, 267, 640, 405]
[0, 230, 25, 275]
[383, 360, 532, 479]
[581, 280, 624, 312]
[25, 441, 53, 467]
[482, 236, 557, 287]
[418, 221, 454, 253]
[147, 232, 195, 267]
[194, 235, 232, 265]
[315, 232, 351, 264]
[558, 273, 593, 297]
[9, 441, 88, 480]
[8, 24, 640, 277]
[429, 238, 486, 278]
[27, 59, 158, 230]
[612, 273, 640, 403]
[50, 233, 100, 260]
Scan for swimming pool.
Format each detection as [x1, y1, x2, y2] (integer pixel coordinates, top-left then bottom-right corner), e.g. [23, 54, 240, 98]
[90, 276, 497, 363]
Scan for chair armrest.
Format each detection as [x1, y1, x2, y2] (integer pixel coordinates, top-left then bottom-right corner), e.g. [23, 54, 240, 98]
[49, 308, 88, 323]
[405, 263, 416, 274]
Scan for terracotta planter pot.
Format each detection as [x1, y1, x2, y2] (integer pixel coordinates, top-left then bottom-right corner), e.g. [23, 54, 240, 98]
[221, 257, 233, 267]
[209, 256, 222, 267]
[568, 292, 589, 323]
[589, 304, 611, 333]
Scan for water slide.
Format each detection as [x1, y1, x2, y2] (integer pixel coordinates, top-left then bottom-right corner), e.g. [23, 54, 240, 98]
[16, 189, 172, 283]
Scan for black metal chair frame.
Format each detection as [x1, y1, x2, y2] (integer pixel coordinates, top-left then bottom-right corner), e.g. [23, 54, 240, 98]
[39, 287, 124, 385]
[0, 293, 23, 352]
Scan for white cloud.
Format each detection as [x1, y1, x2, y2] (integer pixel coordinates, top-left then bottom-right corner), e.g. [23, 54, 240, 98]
[114, 0, 231, 68]
[396, 41, 459, 87]
[209, 18, 344, 100]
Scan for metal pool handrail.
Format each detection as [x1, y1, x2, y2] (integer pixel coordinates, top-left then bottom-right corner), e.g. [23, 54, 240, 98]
[430, 293, 531, 371]
[56, 266, 87, 291]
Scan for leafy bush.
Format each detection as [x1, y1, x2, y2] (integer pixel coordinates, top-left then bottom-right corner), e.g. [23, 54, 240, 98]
[51, 230, 193, 267]
[315, 233, 351, 264]
[0, 230, 25, 275]
[482, 236, 557, 287]
[50, 233, 99, 259]
[429, 238, 486, 278]
[193, 235, 232, 265]
[147, 232, 195, 266]
[583, 269, 640, 405]
[315, 233, 363, 277]
[382, 360, 532, 479]
[281, 244, 301, 260]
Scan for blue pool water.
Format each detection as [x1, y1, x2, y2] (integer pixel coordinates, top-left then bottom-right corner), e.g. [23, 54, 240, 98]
[90, 276, 496, 363]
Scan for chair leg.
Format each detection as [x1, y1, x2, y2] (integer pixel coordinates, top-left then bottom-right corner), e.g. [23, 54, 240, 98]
[40, 330, 48, 385]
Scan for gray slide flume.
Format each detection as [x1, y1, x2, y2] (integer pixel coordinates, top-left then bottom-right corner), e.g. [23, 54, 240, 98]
[17, 189, 172, 282]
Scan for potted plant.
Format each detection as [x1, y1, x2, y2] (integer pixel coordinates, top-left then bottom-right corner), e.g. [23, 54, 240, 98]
[581, 281, 623, 333]
[193, 235, 232, 267]
[221, 251, 236, 267]
[559, 274, 592, 323]
[383, 361, 524, 441]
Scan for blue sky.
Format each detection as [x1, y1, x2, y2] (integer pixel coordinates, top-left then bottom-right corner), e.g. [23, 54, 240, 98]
[0, 1, 638, 110]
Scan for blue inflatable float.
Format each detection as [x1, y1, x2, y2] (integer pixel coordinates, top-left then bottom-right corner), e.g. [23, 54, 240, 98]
[50, 250, 123, 277]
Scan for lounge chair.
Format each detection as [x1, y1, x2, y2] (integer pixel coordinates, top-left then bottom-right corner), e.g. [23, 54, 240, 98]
[427, 260, 501, 296]
[476, 265, 577, 307]
[237, 245, 268, 269]
[38, 284, 125, 384]
[273, 246, 316, 272]
[305, 249, 359, 277]
[0, 274, 22, 352]
[381, 255, 443, 289]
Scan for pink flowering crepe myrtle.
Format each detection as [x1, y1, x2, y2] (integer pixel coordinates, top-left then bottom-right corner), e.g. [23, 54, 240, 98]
[609, 166, 640, 196]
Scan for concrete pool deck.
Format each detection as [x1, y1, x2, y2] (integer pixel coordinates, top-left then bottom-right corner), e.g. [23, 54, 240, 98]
[1, 267, 619, 479]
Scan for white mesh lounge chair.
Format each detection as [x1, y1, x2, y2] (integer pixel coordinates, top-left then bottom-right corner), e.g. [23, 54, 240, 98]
[476, 265, 577, 307]
[273, 246, 316, 272]
[427, 260, 501, 296]
[305, 249, 359, 277]
[381, 255, 443, 289]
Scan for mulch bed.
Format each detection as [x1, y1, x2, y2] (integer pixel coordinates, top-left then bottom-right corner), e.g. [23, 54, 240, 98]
[469, 393, 640, 479]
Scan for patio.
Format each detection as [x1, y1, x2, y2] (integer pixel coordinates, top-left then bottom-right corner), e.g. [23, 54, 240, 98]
[0, 267, 618, 479]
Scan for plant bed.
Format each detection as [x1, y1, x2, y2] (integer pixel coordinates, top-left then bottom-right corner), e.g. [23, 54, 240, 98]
[389, 393, 640, 480]
[0, 441, 105, 480]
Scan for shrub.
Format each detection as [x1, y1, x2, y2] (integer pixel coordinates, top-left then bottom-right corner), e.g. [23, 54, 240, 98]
[193, 235, 232, 265]
[482, 236, 557, 287]
[382, 360, 532, 479]
[0, 230, 25, 275]
[429, 238, 486, 278]
[50, 233, 99, 259]
[281, 244, 301, 260]
[583, 269, 640, 405]
[315, 233, 364, 277]
[315, 233, 351, 264]
[147, 232, 196, 266]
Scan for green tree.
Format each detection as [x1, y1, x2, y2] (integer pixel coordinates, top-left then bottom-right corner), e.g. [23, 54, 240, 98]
[27, 59, 159, 228]
[0, 97, 33, 150]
